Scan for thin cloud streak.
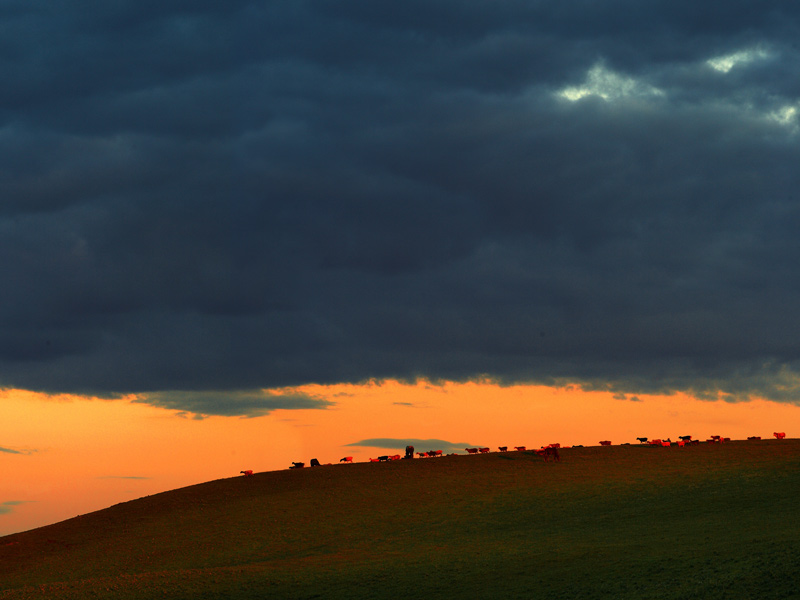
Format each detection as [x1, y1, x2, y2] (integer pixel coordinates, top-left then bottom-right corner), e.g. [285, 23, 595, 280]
[346, 438, 478, 454]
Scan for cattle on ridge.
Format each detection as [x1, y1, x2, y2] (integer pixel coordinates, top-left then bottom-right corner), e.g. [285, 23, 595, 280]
[536, 445, 560, 462]
[514, 446, 526, 451]
[498, 446, 508, 452]
[340, 456, 354, 463]
[240, 470, 254, 477]
[599, 440, 611, 446]
[466, 448, 479, 454]
[637, 437, 648, 444]
[774, 432, 786, 439]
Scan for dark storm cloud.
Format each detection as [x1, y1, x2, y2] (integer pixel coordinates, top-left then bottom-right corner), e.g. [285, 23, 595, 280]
[2, 1, 800, 413]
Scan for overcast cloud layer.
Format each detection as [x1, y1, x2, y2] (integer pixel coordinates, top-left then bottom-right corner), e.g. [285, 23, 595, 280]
[3, 1, 800, 414]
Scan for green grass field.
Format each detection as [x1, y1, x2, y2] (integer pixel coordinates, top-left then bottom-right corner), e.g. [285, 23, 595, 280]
[2, 440, 799, 599]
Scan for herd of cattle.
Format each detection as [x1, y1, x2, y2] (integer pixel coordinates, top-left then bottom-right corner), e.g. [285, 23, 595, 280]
[237, 432, 788, 475]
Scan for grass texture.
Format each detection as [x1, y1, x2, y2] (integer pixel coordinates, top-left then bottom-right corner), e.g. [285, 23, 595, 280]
[2, 440, 799, 599]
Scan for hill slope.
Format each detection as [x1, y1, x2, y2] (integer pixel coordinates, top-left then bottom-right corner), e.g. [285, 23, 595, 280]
[2, 440, 800, 599]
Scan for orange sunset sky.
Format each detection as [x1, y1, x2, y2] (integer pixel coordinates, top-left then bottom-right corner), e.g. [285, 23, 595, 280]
[3, 381, 798, 537]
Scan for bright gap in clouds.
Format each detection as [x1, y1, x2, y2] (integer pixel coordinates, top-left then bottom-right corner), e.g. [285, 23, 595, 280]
[558, 63, 664, 102]
[707, 47, 771, 73]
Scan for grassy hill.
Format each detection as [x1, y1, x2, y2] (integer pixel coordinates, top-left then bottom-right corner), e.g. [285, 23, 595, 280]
[2, 440, 799, 599]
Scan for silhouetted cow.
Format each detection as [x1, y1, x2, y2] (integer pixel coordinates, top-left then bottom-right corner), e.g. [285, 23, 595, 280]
[466, 448, 479, 454]
[340, 456, 353, 463]
[290, 462, 304, 469]
[536, 446, 560, 462]
[637, 437, 648, 444]
[417, 452, 427, 458]
[514, 446, 526, 451]
[498, 446, 508, 452]
[747, 436, 761, 441]
[679, 435, 692, 441]
[310, 458, 321, 467]
[599, 440, 611, 446]
[426, 450, 443, 457]
[774, 432, 786, 439]
[405, 446, 415, 459]
[479, 447, 490, 453]
[240, 470, 254, 477]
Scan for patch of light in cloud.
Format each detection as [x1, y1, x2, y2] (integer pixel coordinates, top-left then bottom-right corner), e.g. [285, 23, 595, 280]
[707, 47, 771, 73]
[767, 104, 799, 133]
[558, 63, 664, 102]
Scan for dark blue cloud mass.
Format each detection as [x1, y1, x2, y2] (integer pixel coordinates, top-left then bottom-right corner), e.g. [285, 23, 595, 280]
[2, 1, 800, 414]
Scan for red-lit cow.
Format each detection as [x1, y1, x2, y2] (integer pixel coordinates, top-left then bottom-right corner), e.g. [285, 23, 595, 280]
[466, 448, 479, 454]
[774, 432, 786, 439]
[747, 436, 761, 441]
[599, 440, 611, 446]
[240, 470, 254, 477]
[514, 446, 526, 451]
[340, 456, 353, 463]
[479, 447, 490, 453]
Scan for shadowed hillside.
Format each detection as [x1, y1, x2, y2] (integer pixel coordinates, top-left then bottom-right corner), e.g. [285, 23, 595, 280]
[2, 440, 800, 599]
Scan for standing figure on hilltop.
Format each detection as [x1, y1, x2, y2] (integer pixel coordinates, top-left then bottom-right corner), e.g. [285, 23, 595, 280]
[404, 445, 415, 459]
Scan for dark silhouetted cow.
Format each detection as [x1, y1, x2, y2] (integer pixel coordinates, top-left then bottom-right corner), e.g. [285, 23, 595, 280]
[747, 436, 761, 441]
[637, 437, 648, 444]
[498, 446, 508, 452]
[240, 470, 254, 477]
[290, 462, 304, 469]
[466, 448, 479, 454]
[479, 447, 490, 453]
[514, 446, 526, 451]
[599, 440, 611, 446]
[340, 456, 353, 463]
[536, 446, 560, 462]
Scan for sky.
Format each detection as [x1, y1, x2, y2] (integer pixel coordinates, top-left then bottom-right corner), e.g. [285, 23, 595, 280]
[3, 1, 800, 535]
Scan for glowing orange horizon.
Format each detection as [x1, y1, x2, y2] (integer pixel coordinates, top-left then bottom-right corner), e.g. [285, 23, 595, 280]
[2, 381, 798, 536]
